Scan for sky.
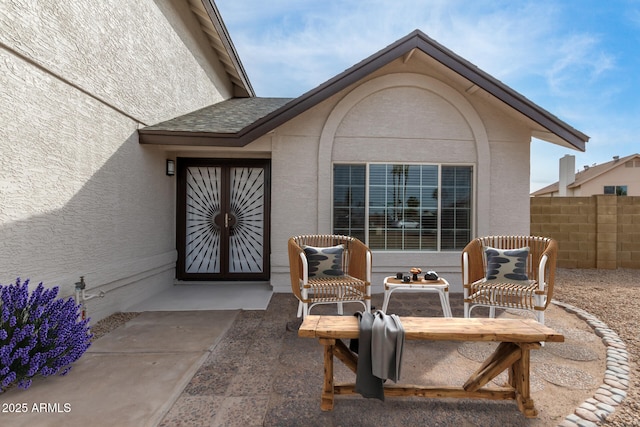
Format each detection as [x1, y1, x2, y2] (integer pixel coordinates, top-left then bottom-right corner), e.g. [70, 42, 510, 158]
[215, 0, 640, 192]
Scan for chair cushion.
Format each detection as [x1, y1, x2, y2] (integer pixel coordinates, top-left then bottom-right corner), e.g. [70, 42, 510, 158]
[484, 246, 530, 283]
[303, 244, 345, 278]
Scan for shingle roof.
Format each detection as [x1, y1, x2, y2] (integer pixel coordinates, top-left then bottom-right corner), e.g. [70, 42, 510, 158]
[142, 98, 292, 134]
[139, 29, 589, 149]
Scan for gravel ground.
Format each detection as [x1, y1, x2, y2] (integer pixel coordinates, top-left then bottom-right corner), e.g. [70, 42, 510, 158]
[89, 312, 140, 341]
[552, 268, 640, 427]
[89, 268, 640, 426]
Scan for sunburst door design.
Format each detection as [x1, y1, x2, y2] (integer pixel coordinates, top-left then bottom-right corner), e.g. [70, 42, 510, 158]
[178, 159, 270, 280]
[228, 167, 264, 273]
[185, 166, 222, 273]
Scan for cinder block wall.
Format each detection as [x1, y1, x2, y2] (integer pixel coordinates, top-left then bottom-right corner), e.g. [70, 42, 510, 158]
[617, 197, 640, 268]
[530, 195, 640, 269]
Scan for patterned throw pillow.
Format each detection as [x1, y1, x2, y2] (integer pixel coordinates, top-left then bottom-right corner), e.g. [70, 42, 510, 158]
[484, 246, 530, 283]
[303, 244, 345, 278]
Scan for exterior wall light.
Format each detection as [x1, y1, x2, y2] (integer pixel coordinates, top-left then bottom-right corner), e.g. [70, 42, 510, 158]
[166, 159, 175, 176]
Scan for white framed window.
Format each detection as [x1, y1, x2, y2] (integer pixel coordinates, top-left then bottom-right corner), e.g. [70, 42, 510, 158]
[333, 163, 473, 251]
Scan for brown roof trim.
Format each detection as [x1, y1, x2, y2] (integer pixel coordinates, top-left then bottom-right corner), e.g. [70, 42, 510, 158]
[138, 130, 251, 147]
[199, 0, 254, 97]
[140, 29, 588, 149]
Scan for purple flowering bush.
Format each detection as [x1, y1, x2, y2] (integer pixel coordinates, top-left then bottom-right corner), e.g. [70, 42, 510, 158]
[0, 278, 92, 393]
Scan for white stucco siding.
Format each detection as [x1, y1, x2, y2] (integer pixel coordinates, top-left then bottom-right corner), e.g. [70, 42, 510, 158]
[0, 0, 229, 125]
[333, 137, 477, 164]
[268, 70, 537, 294]
[267, 73, 489, 293]
[487, 140, 531, 235]
[335, 86, 474, 141]
[333, 86, 476, 163]
[469, 97, 533, 235]
[0, 0, 233, 320]
[267, 132, 322, 292]
[270, 135, 319, 236]
[0, 48, 175, 309]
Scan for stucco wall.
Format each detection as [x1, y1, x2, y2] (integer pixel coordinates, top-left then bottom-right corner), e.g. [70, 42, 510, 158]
[269, 66, 533, 294]
[0, 0, 230, 125]
[0, 0, 232, 320]
[578, 162, 640, 196]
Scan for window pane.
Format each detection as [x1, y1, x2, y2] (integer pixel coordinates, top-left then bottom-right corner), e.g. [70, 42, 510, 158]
[369, 187, 386, 207]
[441, 167, 455, 186]
[405, 188, 421, 205]
[369, 164, 387, 185]
[335, 163, 472, 251]
[406, 166, 421, 186]
[334, 187, 350, 206]
[604, 186, 614, 195]
[369, 207, 386, 228]
[333, 164, 365, 237]
[440, 230, 455, 250]
[334, 167, 350, 186]
[351, 168, 365, 186]
[455, 167, 472, 186]
[422, 188, 438, 208]
[422, 166, 438, 186]
[441, 166, 472, 250]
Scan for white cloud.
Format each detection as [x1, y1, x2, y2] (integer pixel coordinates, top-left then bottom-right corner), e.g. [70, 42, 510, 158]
[545, 34, 616, 97]
[216, 0, 638, 190]
[219, 1, 576, 97]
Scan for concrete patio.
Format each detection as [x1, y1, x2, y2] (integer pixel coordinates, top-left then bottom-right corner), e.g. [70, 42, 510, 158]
[0, 288, 619, 426]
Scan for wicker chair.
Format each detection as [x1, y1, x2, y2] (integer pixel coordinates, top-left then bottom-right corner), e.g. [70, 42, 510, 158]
[461, 236, 557, 324]
[288, 234, 372, 318]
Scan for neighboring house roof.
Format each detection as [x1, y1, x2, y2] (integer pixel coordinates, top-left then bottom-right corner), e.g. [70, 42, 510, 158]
[531, 153, 640, 196]
[139, 29, 589, 149]
[188, 0, 254, 97]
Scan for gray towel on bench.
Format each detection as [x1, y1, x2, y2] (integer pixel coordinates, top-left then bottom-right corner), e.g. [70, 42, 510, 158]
[351, 311, 405, 401]
[372, 311, 404, 382]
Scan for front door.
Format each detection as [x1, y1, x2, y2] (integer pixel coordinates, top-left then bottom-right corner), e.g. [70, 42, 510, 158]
[176, 158, 270, 280]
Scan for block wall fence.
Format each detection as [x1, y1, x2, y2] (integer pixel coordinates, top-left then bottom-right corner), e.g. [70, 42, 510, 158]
[530, 195, 640, 269]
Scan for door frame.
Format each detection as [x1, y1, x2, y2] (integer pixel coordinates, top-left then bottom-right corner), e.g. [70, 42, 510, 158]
[175, 157, 271, 281]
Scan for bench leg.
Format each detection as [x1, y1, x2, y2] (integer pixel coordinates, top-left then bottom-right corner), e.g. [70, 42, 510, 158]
[463, 342, 520, 392]
[319, 338, 335, 411]
[512, 343, 539, 418]
[334, 339, 358, 373]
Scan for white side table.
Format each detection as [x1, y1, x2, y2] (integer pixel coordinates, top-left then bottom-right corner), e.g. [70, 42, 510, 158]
[382, 276, 453, 317]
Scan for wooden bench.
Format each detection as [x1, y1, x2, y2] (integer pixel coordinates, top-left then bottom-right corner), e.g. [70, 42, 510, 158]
[298, 315, 564, 418]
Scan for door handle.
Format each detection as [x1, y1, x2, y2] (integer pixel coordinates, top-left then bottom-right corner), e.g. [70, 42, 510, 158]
[225, 213, 229, 228]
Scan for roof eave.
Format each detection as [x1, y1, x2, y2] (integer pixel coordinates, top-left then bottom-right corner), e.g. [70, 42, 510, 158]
[532, 130, 586, 152]
[242, 30, 589, 150]
[171, 32, 425, 147]
[139, 130, 248, 147]
[139, 30, 589, 150]
[408, 32, 588, 151]
[196, 0, 255, 97]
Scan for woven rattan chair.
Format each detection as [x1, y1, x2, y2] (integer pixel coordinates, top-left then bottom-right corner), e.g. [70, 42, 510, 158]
[288, 234, 372, 318]
[461, 236, 557, 325]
